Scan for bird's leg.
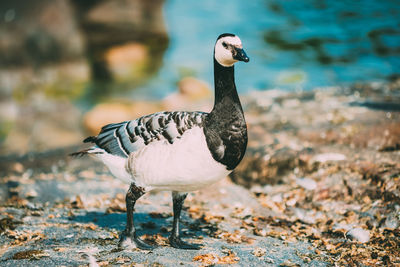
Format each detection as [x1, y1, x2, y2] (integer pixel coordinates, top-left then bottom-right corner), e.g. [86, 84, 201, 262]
[119, 183, 154, 250]
[169, 191, 202, 249]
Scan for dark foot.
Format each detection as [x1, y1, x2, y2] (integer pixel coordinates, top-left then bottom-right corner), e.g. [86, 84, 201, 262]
[119, 231, 156, 250]
[169, 235, 202, 250]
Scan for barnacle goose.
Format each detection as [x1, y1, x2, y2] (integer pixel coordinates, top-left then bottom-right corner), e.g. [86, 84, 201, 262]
[72, 33, 250, 250]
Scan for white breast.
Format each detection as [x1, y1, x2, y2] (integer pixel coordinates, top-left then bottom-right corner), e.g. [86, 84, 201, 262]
[126, 126, 230, 192]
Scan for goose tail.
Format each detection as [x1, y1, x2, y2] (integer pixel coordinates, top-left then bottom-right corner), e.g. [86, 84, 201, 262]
[69, 147, 104, 158]
[69, 149, 91, 157]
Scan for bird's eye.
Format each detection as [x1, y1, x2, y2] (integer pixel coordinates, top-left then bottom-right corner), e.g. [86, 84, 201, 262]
[222, 42, 228, 49]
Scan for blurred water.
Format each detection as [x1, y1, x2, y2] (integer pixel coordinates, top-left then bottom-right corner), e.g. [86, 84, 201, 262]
[135, 0, 400, 98]
[1, 0, 399, 154]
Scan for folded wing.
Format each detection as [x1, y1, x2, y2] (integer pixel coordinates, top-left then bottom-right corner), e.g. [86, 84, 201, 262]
[84, 111, 207, 158]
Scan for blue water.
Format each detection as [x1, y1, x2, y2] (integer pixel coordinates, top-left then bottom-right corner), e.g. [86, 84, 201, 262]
[135, 0, 400, 98]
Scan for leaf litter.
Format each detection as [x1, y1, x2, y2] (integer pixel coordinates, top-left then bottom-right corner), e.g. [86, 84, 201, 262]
[0, 82, 399, 266]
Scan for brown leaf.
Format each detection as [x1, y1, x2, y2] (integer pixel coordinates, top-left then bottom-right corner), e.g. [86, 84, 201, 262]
[193, 251, 239, 265]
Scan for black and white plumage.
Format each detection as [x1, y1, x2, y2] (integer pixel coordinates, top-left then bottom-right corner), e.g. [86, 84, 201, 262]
[72, 33, 250, 250]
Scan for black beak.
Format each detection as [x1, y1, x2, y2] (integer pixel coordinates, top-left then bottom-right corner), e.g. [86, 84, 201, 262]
[233, 47, 250, 62]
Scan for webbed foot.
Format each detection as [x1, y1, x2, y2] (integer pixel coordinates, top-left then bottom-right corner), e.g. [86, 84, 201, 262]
[119, 231, 156, 250]
[169, 235, 202, 250]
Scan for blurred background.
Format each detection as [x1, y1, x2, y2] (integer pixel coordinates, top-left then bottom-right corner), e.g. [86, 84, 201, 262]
[0, 0, 399, 155]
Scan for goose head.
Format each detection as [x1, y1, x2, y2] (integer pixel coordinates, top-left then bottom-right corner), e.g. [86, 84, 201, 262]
[214, 33, 250, 67]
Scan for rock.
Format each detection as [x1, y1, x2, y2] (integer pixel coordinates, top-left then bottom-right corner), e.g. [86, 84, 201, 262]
[295, 177, 317, 190]
[377, 122, 400, 152]
[104, 43, 149, 82]
[32, 121, 83, 150]
[246, 89, 289, 111]
[129, 101, 163, 120]
[178, 77, 211, 100]
[384, 214, 399, 229]
[25, 189, 38, 199]
[2, 130, 30, 155]
[346, 228, 370, 243]
[282, 98, 301, 108]
[72, 0, 169, 82]
[312, 153, 346, 163]
[80, 248, 100, 267]
[82, 101, 122, 134]
[0, 0, 84, 67]
[279, 259, 301, 267]
[83, 101, 162, 135]
[0, 100, 18, 121]
[11, 163, 24, 174]
[265, 257, 275, 264]
[162, 77, 212, 111]
[293, 208, 316, 224]
[333, 223, 352, 231]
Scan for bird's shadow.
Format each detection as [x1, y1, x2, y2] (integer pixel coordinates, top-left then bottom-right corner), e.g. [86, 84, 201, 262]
[72, 210, 212, 239]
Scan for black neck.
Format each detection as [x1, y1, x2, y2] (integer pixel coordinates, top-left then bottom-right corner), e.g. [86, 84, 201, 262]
[204, 57, 247, 170]
[212, 58, 242, 111]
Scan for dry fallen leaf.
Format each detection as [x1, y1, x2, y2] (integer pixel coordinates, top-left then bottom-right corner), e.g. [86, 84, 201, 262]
[6, 230, 46, 245]
[193, 253, 219, 265]
[193, 250, 239, 265]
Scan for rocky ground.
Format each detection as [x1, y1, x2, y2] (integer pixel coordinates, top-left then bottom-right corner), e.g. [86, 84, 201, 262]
[1, 80, 399, 266]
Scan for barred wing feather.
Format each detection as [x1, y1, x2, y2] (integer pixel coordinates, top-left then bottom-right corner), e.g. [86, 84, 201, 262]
[85, 111, 206, 158]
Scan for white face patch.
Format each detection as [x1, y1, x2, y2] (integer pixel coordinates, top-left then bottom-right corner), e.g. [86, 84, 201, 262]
[214, 36, 243, 67]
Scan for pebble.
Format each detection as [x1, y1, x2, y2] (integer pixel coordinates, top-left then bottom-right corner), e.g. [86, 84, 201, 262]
[252, 247, 266, 257]
[162, 77, 212, 111]
[250, 185, 264, 194]
[312, 153, 347, 163]
[295, 177, 317, 190]
[79, 248, 100, 267]
[12, 162, 24, 173]
[293, 208, 316, 224]
[26, 202, 43, 210]
[105, 42, 148, 81]
[333, 223, 352, 231]
[282, 98, 301, 108]
[256, 228, 268, 237]
[346, 228, 370, 243]
[286, 198, 297, 206]
[271, 194, 283, 203]
[177, 77, 211, 99]
[384, 214, 399, 229]
[265, 257, 275, 264]
[25, 189, 38, 198]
